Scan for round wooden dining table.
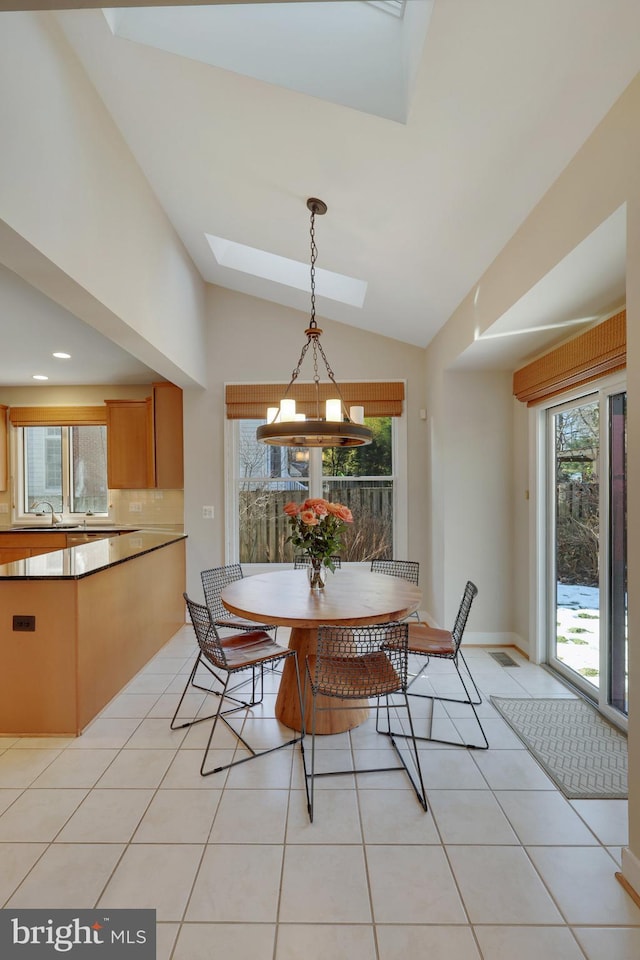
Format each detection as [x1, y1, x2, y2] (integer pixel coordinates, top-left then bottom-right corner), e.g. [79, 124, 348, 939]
[221, 567, 421, 734]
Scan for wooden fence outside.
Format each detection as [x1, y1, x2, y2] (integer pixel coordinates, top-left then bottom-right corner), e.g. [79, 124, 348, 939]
[556, 481, 599, 519]
[239, 483, 393, 564]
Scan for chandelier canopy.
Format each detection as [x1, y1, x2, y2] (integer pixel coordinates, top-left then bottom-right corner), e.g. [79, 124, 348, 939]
[255, 198, 372, 449]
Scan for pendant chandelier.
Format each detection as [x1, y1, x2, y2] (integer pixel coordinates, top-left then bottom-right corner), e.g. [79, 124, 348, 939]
[256, 198, 373, 448]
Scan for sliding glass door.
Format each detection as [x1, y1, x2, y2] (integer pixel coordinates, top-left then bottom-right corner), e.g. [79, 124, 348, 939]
[547, 384, 627, 723]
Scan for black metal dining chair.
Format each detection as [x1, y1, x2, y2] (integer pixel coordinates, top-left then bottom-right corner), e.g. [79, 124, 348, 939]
[300, 621, 427, 821]
[402, 580, 488, 749]
[175, 594, 303, 776]
[201, 564, 278, 636]
[370, 559, 421, 621]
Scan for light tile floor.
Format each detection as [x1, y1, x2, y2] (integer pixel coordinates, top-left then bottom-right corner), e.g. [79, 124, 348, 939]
[0, 628, 638, 960]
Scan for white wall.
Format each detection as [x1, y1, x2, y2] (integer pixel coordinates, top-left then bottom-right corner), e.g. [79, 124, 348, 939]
[424, 72, 640, 893]
[182, 284, 428, 599]
[441, 370, 517, 643]
[0, 11, 208, 390]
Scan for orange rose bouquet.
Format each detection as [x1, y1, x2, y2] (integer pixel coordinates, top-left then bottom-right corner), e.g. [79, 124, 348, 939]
[283, 497, 353, 572]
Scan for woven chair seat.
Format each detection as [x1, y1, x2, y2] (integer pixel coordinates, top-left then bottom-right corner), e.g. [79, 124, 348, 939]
[308, 651, 401, 699]
[221, 633, 291, 670]
[216, 613, 277, 632]
[407, 622, 456, 657]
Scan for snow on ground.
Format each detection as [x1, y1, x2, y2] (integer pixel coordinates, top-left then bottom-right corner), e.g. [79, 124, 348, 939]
[556, 582, 600, 682]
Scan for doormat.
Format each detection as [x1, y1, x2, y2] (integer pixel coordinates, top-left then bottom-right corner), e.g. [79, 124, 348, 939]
[490, 696, 627, 799]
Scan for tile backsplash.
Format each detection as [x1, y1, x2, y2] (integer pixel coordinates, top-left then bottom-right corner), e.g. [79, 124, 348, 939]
[0, 488, 183, 530]
[109, 489, 184, 529]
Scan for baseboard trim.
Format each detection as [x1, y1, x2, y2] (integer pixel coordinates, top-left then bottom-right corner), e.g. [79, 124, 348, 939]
[410, 626, 529, 657]
[464, 631, 525, 649]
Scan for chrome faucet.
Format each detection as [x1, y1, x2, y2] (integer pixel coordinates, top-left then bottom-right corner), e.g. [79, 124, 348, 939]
[30, 501, 61, 525]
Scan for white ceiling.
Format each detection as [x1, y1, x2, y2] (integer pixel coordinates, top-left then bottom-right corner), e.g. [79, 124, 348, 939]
[0, 0, 637, 386]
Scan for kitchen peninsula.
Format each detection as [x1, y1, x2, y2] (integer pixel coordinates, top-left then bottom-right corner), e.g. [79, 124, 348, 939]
[0, 530, 186, 736]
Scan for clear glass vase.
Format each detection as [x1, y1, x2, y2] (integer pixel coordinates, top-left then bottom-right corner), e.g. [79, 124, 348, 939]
[307, 556, 326, 589]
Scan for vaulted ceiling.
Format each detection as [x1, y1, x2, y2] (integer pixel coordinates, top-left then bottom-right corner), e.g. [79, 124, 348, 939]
[0, 0, 637, 384]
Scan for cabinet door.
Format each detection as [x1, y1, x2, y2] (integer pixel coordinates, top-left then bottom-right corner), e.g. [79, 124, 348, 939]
[153, 383, 183, 489]
[0, 547, 30, 564]
[106, 399, 153, 489]
[0, 534, 67, 564]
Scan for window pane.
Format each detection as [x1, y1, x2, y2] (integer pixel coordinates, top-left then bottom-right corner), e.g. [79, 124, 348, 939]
[238, 420, 308, 480]
[70, 426, 108, 514]
[322, 417, 392, 476]
[235, 415, 394, 563]
[552, 399, 600, 688]
[24, 427, 63, 512]
[239, 481, 309, 563]
[323, 478, 393, 560]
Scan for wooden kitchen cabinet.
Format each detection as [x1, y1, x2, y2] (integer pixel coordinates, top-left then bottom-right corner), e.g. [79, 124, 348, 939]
[105, 397, 153, 489]
[0, 533, 68, 564]
[105, 383, 183, 490]
[152, 382, 183, 488]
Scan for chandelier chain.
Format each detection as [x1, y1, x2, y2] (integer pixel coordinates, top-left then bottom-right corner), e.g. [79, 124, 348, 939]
[309, 207, 318, 329]
[254, 196, 372, 447]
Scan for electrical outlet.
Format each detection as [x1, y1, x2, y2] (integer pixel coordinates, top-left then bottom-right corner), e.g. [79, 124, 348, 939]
[13, 615, 36, 632]
[129, 502, 143, 513]
[0, 503, 8, 514]
[202, 506, 215, 519]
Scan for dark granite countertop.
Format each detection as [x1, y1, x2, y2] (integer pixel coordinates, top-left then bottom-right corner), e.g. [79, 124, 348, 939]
[0, 530, 187, 581]
[3, 525, 140, 534]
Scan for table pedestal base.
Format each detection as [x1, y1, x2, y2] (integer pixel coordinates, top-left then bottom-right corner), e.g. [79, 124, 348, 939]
[275, 626, 371, 735]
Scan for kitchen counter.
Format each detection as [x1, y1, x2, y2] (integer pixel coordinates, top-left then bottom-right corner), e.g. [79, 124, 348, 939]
[0, 530, 185, 580]
[7, 524, 139, 532]
[0, 531, 186, 736]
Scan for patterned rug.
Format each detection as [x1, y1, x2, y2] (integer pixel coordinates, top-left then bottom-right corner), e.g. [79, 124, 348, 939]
[490, 696, 628, 799]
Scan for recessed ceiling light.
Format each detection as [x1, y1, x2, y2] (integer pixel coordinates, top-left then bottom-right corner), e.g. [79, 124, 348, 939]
[53, 352, 71, 359]
[32, 374, 49, 381]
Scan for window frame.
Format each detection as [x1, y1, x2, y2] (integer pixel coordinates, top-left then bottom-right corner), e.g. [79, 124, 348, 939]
[224, 402, 408, 570]
[14, 423, 109, 522]
[529, 370, 627, 730]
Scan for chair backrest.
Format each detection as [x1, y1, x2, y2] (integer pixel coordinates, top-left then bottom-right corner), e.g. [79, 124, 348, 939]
[313, 622, 408, 698]
[184, 593, 228, 669]
[201, 564, 243, 621]
[294, 555, 342, 569]
[451, 581, 478, 652]
[370, 559, 419, 585]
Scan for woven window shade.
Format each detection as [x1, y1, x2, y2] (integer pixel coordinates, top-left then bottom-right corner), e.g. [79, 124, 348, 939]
[225, 382, 404, 419]
[9, 406, 107, 427]
[513, 310, 626, 406]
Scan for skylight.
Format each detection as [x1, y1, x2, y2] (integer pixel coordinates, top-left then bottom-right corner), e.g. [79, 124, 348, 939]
[205, 234, 367, 309]
[103, 1, 433, 123]
[367, 1, 406, 17]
